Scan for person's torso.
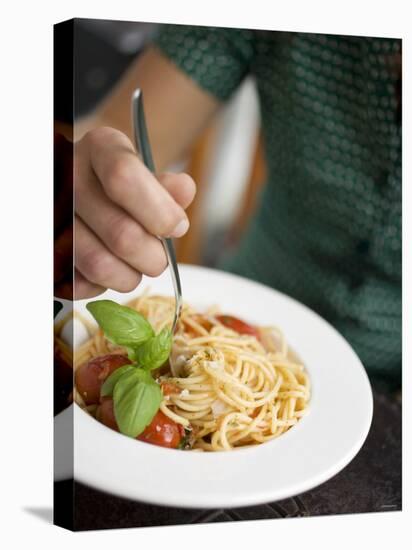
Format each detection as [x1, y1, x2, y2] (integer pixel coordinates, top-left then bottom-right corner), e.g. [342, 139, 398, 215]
[224, 32, 401, 385]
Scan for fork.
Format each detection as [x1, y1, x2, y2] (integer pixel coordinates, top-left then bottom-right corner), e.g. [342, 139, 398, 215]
[131, 88, 183, 335]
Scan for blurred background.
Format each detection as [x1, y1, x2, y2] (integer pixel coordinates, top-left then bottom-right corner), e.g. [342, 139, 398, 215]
[59, 18, 265, 268]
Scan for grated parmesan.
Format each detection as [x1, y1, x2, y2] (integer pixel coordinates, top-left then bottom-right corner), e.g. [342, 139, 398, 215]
[211, 399, 229, 416]
[205, 360, 222, 370]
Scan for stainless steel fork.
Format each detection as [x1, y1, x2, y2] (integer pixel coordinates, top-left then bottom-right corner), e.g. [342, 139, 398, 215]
[131, 88, 183, 334]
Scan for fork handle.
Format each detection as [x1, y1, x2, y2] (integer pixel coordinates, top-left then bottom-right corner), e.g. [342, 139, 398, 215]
[131, 88, 183, 333]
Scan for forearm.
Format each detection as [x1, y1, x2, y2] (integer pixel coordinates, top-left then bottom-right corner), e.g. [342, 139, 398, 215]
[74, 46, 220, 171]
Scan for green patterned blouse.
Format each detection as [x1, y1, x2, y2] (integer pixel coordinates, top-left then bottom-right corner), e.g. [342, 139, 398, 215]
[154, 26, 402, 390]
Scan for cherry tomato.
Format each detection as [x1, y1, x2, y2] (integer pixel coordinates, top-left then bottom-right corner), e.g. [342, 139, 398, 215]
[97, 398, 185, 448]
[216, 315, 260, 339]
[98, 397, 119, 431]
[137, 411, 185, 449]
[160, 382, 180, 396]
[75, 354, 131, 405]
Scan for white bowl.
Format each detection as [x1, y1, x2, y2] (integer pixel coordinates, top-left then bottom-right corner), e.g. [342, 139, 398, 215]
[60, 264, 373, 508]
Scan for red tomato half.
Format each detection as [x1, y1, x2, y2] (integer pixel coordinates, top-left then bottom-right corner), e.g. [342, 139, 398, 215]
[216, 315, 260, 339]
[97, 398, 185, 449]
[75, 354, 131, 405]
[98, 397, 119, 431]
[137, 411, 185, 449]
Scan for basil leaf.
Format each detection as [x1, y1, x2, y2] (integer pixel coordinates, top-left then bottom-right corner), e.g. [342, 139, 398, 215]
[135, 327, 173, 371]
[100, 364, 136, 398]
[113, 369, 162, 438]
[178, 434, 189, 450]
[86, 300, 154, 348]
[125, 347, 138, 362]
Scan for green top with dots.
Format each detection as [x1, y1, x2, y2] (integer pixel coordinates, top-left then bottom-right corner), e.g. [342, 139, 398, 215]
[154, 26, 402, 390]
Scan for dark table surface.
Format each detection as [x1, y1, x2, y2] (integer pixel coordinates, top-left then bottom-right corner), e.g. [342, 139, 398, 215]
[55, 389, 401, 531]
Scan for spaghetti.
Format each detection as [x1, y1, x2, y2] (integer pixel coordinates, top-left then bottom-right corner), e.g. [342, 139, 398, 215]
[66, 291, 310, 451]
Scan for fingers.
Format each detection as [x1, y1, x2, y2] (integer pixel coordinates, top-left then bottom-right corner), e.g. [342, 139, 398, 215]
[74, 270, 106, 300]
[74, 127, 197, 300]
[157, 172, 196, 210]
[84, 127, 191, 238]
[75, 216, 142, 293]
[75, 172, 168, 278]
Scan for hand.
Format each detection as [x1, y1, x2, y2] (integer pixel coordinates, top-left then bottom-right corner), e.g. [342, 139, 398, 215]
[74, 127, 196, 299]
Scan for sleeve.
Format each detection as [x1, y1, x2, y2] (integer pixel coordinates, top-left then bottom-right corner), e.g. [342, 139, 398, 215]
[152, 24, 255, 101]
